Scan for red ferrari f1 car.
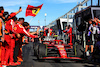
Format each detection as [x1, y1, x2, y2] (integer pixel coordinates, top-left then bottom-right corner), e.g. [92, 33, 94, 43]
[33, 40, 83, 61]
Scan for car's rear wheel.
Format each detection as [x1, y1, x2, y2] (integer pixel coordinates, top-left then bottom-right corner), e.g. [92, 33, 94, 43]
[33, 42, 39, 56]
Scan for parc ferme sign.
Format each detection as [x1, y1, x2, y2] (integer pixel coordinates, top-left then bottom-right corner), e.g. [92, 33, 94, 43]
[30, 26, 44, 29]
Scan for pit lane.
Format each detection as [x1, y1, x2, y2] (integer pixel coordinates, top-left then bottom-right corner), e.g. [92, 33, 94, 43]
[9, 42, 99, 67]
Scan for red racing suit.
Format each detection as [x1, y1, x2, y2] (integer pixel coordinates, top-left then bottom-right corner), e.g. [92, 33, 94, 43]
[13, 23, 38, 38]
[67, 27, 72, 45]
[1, 12, 16, 64]
[2, 19, 16, 64]
[63, 27, 72, 45]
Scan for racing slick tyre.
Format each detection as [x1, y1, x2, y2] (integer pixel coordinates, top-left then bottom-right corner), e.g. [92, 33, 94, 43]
[33, 42, 39, 56]
[76, 45, 84, 58]
[37, 44, 46, 61]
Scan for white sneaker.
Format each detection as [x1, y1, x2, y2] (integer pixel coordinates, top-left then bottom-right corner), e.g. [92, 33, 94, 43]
[86, 51, 90, 56]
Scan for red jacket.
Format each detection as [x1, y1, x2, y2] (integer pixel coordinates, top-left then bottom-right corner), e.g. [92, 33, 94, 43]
[5, 12, 16, 34]
[67, 27, 72, 35]
[5, 19, 15, 33]
[13, 23, 38, 38]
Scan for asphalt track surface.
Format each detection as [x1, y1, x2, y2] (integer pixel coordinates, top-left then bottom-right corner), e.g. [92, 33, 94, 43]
[9, 42, 100, 67]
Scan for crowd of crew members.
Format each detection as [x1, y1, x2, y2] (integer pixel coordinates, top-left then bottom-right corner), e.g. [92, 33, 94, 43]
[0, 6, 39, 67]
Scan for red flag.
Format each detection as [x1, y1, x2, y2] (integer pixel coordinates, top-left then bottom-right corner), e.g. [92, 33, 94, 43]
[25, 4, 43, 17]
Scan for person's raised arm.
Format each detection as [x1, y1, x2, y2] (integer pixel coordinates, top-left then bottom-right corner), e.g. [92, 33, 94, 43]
[95, 18, 100, 23]
[91, 18, 97, 23]
[36, 27, 40, 34]
[15, 7, 22, 15]
[8, 7, 22, 20]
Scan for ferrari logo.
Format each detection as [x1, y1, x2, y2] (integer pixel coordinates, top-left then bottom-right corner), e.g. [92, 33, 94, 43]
[32, 8, 40, 15]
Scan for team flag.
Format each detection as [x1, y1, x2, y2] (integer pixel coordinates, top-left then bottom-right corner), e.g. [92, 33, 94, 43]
[25, 4, 43, 17]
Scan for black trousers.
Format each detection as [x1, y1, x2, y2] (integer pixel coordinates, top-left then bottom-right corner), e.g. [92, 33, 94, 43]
[13, 41, 20, 62]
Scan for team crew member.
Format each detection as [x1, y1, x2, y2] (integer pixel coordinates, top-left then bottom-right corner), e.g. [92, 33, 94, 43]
[0, 6, 4, 67]
[1, 12, 9, 67]
[67, 25, 72, 45]
[22, 22, 30, 44]
[85, 19, 93, 54]
[0, 6, 4, 42]
[1, 8, 22, 66]
[92, 22, 99, 43]
[0, 6, 4, 46]
[13, 21, 38, 38]
[64, 25, 72, 46]
[13, 17, 21, 63]
[13, 19, 38, 62]
[13, 18, 25, 63]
